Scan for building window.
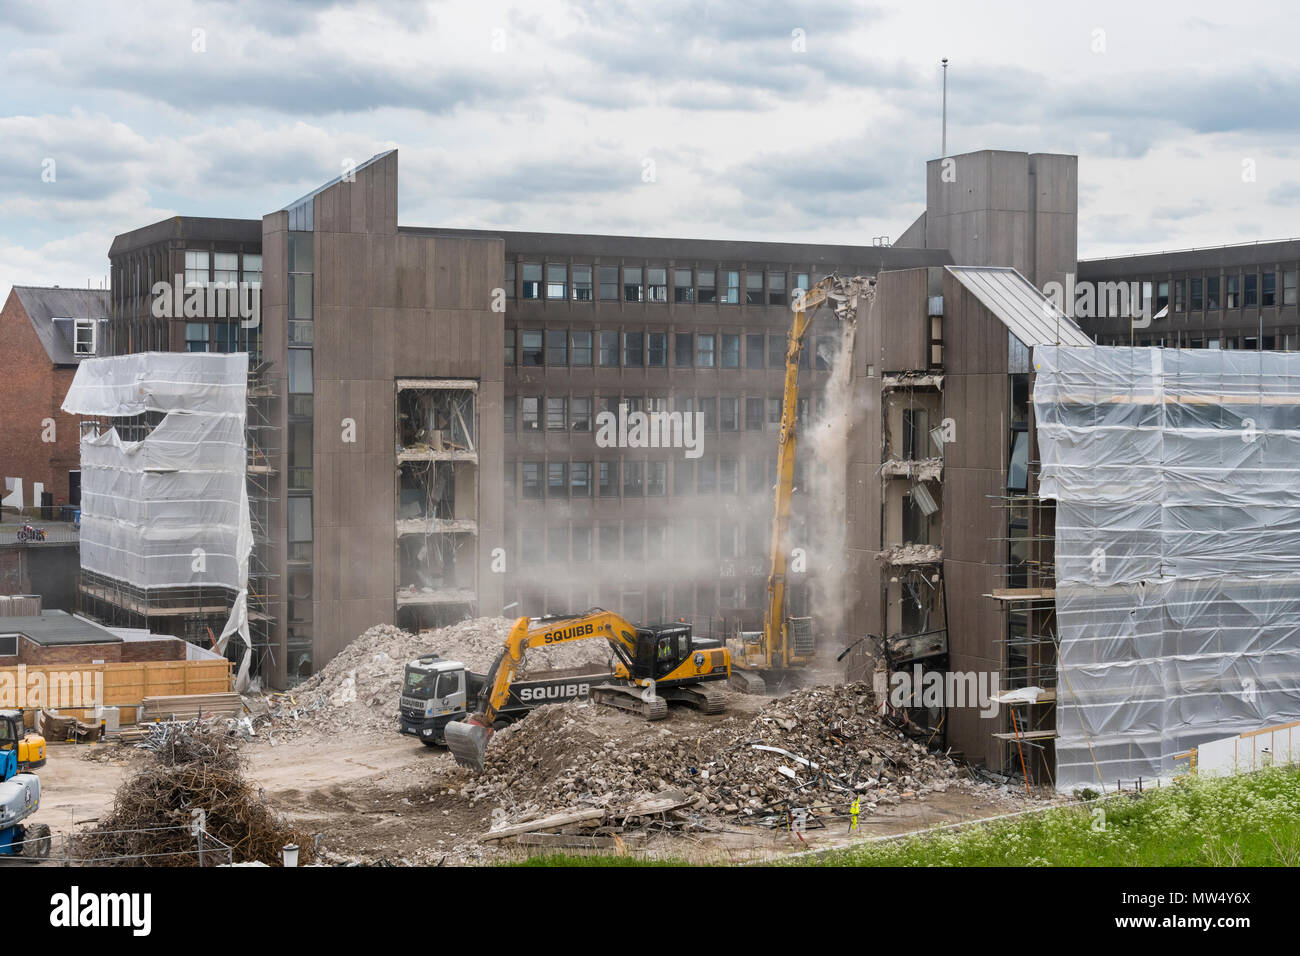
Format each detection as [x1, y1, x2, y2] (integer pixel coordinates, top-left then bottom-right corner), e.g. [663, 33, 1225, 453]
[646, 461, 666, 496]
[746, 459, 766, 493]
[1245, 274, 1258, 307]
[768, 272, 787, 306]
[675, 459, 694, 495]
[674, 333, 693, 367]
[185, 323, 208, 352]
[521, 396, 540, 431]
[1226, 276, 1239, 309]
[521, 264, 542, 299]
[572, 396, 592, 431]
[573, 265, 593, 301]
[647, 268, 667, 303]
[522, 463, 541, 498]
[1206, 277, 1220, 310]
[768, 334, 785, 367]
[546, 397, 567, 430]
[697, 458, 716, 493]
[571, 462, 591, 497]
[720, 334, 740, 368]
[674, 269, 693, 303]
[599, 266, 619, 300]
[746, 334, 765, 368]
[746, 398, 764, 430]
[624, 267, 644, 303]
[288, 497, 313, 545]
[521, 330, 543, 366]
[599, 462, 618, 497]
[698, 270, 717, 304]
[623, 331, 645, 366]
[1190, 278, 1203, 311]
[1007, 432, 1029, 491]
[547, 525, 569, 562]
[700, 397, 717, 431]
[624, 523, 643, 560]
[623, 461, 643, 497]
[504, 329, 516, 367]
[184, 249, 209, 286]
[505, 261, 516, 298]
[503, 397, 516, 432]
[213, 252, 237, 286]
[768, 397, 782, 424]
[520, 528, 542, 563]
[647, 331, 667, 367]
[723, 271, 740, 304]
[1264, 272, 1277, 306]
[1286, 271, 1298, 306]
[547, 462, 568, 497]
[599, 331, 620, 366]
[544, 329, 568, 366]
[1155, 280, 1169, 311]
[1174, 279, 1186, 312]
[793, 273, 810, 294]
[745, 272, 763, 305]
[242, 253, 262, 286]
[571, 330, 593, 366]
[720, 459, 738, 494]
[288, 348, 312, 392]
[545, 264, 567, 300]
[74, 318, 97, 355]
[720, 397, 739, 431]
[697, 333, 716, 368]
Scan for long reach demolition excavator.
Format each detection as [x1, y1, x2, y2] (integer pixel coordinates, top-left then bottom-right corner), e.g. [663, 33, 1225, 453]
[729, 274, 876, 694]
[442, 609, 731, 772]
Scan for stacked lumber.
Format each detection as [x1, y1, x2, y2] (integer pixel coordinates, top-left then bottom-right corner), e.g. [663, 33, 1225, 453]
[139, 692, 243, 723]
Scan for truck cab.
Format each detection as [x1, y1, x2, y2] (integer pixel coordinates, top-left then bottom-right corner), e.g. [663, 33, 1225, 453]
[399, 655, 474, 746]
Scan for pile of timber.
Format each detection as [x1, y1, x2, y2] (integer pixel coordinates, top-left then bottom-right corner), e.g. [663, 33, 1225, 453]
[480, 788, 696, 849]
[139, 692, 243, 723]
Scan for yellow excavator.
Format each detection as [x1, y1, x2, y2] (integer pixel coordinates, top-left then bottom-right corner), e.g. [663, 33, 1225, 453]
[730, 274, 877, 694]
[445, 609, 731, 772]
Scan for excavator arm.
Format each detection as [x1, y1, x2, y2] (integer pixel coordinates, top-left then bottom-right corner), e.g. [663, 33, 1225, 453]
[446, 610, 641, 771]
[759, 275, 876, 672]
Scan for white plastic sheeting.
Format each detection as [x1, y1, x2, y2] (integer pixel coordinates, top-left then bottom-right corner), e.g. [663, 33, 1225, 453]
[1034, 346, 1300, 789]
[62, 353, 252, 685]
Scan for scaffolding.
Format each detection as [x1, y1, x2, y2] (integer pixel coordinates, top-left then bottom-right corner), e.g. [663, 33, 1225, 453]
[245, 361, 279, 680]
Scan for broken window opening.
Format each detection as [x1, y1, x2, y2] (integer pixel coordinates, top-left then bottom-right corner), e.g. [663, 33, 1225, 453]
[398, 387, 476, 452]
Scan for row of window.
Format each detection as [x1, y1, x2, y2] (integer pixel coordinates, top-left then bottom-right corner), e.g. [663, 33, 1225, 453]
[1097, 332, 1300, 350]
[1145, 271, 1299, 313]
[506, 264, 813, 305]
[184, 249, 263, 287]
[505, 580, 808, 624]
[508, 457, 790, 499]
[513, 518, 778, 564]
[506, 329, 834, 370]
[506, 394, 812, 433]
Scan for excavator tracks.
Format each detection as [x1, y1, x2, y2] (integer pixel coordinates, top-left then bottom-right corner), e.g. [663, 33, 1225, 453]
[659, 681, 727, 714]
[592, 684, 669, 720]
[730, 670, 767, 695]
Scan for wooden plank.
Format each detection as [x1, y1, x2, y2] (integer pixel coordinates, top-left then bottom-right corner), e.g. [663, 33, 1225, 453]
[512, 832, 645, 850]
[481, 808, 606, 842]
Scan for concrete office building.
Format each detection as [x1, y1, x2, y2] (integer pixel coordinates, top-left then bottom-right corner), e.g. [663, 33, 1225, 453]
[90, 145, 1097, 778]
[1077, 239, 1300, 349]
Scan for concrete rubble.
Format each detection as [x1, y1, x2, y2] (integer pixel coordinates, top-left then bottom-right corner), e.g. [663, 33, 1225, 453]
[261, 617, 616, 738]
[458, 682, 974, 832]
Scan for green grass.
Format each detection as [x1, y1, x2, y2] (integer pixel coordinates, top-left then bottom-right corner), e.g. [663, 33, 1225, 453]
[808, 765, 1300, 867]
[509, 766, 1300, 867]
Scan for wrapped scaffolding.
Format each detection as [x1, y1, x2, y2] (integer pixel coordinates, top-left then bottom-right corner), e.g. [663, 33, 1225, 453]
[62, 353, 254, 687]
[1034, 345, 1300, 788]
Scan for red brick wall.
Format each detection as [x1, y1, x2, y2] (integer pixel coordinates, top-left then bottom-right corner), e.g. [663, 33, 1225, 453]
[120, 638, 186, 662]
[18, 637, 122, 665]
[0, 291, 82, 510]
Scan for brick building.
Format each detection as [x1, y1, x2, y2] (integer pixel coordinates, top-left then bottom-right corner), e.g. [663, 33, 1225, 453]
[0, 286, 107, 514]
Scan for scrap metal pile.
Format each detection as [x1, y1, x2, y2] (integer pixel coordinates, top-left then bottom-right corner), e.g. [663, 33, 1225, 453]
[69, 721, 314, 866]
[460, 682, 969, 832]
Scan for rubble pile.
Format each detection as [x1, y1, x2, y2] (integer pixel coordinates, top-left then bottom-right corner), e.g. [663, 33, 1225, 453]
[462, 682, 968, 825]
[265, 617, 616, 737]
[69, 722, 314, 867]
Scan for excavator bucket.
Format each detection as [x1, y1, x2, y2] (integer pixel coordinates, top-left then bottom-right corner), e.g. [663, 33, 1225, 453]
[444, 719, 492, 773]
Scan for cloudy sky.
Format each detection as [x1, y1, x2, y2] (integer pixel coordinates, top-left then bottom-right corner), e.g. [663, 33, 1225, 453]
[2, 0, 1299, 299]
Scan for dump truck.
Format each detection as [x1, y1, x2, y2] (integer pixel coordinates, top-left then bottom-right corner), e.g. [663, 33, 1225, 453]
[399, 657, 613, 746]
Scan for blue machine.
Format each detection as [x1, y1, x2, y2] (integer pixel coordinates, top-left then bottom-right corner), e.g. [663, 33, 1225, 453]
[0, 712, 50, 858]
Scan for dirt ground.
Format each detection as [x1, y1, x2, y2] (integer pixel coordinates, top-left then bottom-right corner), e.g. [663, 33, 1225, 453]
[30, 691, 1048, 865]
